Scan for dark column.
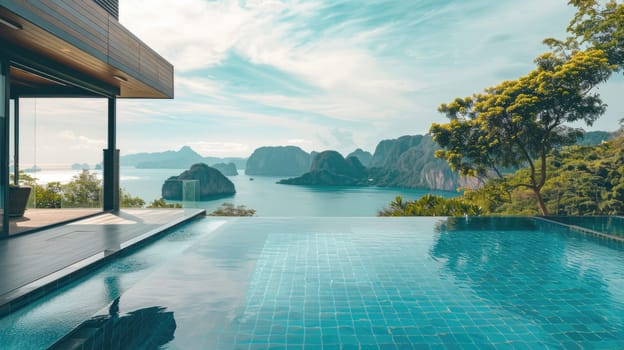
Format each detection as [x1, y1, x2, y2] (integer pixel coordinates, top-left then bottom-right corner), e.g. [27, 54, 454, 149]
[13, 97, 18, 185]
[1, 59, 9, 237]
[103, 97, 119, 211]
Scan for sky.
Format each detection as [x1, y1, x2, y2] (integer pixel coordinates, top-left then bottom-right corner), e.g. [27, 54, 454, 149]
[15, 0, 624, 166]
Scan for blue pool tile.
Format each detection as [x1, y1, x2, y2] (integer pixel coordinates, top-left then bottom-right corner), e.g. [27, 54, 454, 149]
[221, 223, 624, 349]
[322, 334, 340, 345]
[304, 335, 322, 344]
[340, 334, 358, 344]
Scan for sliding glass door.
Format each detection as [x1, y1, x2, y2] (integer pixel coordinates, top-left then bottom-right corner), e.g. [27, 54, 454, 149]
[0, 59, 7, 237]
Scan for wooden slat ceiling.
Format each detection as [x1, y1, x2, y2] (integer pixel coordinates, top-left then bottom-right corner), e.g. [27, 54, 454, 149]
[0, 2, 173, 99]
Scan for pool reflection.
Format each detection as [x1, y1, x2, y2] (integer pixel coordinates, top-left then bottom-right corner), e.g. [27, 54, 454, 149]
[48, 297, 176, 350]
[430, 217, 624, 346]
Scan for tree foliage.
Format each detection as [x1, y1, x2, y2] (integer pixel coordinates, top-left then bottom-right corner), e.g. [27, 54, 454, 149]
[12, 170, 147, 209]
[208, 203, 256, 216]
[545, 0, 624, 73]
[462, 135, 624, 216]
[120, 189, 145, 208]
[62, 170, 101, 208]
[147, 198, 182, 208]
[378, 195, 482, 217]
[429, 0, 621, 215]
[431, 49, 613, 215]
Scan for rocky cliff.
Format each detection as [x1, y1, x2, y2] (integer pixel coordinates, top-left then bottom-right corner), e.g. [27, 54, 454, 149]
[245, 146, 311, 176]
[162, 163, 235, 200]
[279, 151, 368, 186]
[212, 162, 238, 176]
[347, 148, 373, 167]
[370, 135, 477, 191]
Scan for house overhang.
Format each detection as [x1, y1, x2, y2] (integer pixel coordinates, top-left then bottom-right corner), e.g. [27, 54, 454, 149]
[0, 1, 173, 99]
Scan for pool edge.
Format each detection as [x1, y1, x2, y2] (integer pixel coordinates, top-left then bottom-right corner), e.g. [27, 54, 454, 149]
[0, 208, 206, 319]
[533, 216, 624, 243]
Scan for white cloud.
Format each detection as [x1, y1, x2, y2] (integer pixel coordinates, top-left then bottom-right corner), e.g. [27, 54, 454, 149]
[111, 0, 624, 158]
[175, 76, 225, 98]
[120, 0, 285, 71]
[120, 0, 424, 122]
[58, 130, 105, 150]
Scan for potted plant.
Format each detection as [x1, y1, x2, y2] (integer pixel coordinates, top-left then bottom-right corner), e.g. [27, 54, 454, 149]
[9, 184, 31, 217]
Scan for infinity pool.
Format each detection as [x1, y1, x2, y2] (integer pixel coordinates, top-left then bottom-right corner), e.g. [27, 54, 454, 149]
[2, 217, 624, 349]
[547, 216, 624, 237]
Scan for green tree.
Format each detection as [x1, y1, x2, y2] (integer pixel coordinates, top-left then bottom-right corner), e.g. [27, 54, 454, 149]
[10, 171, 35, 186]
[431, 49, 614, 215]
[12, 169, 148, 209]
[147, 198, 182, 208]
[62, 170, 101, 208]
[120, 188, 145, 208]
[9, 171, 62, 208]
[545, 0, 624, 73]
[34, 182, 63, 208]
[208, 203, 256, 216]
[462, 136, 624, 216]
[378, 195, 482, 217]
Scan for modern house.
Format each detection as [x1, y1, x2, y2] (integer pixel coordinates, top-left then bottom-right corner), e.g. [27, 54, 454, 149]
[0, 0, 174, 237]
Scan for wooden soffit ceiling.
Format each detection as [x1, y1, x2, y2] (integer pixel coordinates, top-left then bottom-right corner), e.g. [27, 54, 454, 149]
[0, 1, 173, 99]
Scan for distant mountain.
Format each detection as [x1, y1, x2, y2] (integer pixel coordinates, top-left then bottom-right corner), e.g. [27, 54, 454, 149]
[212, 162, 238, 176]
[370, 135, 477, 191]
[245, 146, 311, 176]
[162, 163, 235, 200]
[203, 157, 247, 169]
[71, 163, 90, 170]
[279, 151, 368, 186]
[347, 148, 372, 167]
[122, 146, 203, 168]
[121, 146, 247, 169]
[363, 131, 615, 191]
[278, 135, 477, 191]
[310, 151, 319, 163]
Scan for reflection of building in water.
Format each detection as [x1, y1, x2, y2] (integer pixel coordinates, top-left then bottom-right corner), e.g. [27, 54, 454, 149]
[49, 297, 176, 350]
[104, 276, 121, 302]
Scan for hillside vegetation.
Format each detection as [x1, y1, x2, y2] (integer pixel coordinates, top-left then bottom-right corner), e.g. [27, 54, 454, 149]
[465, 135, 624, 216]
[424, 0, 623, 216]
[381, 135, 624, 216]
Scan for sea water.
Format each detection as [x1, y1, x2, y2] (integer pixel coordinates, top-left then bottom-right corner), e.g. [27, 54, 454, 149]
[27, 167, 458, 216]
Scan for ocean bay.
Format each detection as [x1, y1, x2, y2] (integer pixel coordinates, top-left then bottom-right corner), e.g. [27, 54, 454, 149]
[26, 168, 458, 216]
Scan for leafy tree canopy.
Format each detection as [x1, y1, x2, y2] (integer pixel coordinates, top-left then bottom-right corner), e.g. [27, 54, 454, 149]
[12, 170, 147, 209]
[147, 198, 182, 208]
[120, 189, 145, 208]
[463, 134, 624, 216]
[62, 170, 101, 208]
[545, 0, 624, 73]
[208, 203, 256, 216]
[431, 49, 614, 215]
[378, 195, 482, 217]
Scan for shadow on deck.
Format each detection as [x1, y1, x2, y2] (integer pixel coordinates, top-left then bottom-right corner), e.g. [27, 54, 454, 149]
[0, 208, 205, 317]
[9, 208, 102, 236]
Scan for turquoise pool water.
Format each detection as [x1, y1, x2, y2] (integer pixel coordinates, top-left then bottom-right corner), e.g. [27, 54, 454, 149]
[2, 217, 624, 349]
[547, 216, 624, 236]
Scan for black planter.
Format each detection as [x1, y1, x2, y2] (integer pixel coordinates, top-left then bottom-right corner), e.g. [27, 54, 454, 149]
[9, 186, 32, 217]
